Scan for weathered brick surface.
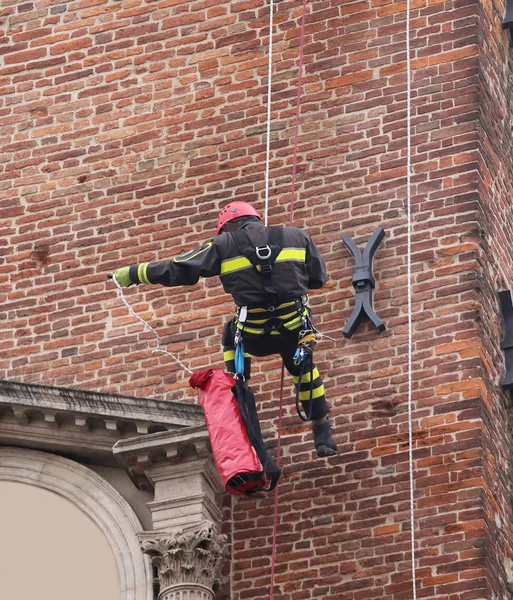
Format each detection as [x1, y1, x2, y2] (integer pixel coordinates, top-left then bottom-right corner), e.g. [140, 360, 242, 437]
[1, 0, 512, 598]
[473, 0, 513, 597]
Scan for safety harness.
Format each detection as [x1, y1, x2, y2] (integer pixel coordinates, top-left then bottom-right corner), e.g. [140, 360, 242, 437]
[232, 226, 284, 308]
[230, 226, 320, 421]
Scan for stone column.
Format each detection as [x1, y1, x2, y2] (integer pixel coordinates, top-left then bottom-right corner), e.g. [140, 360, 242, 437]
[113, 426, 228, 599]
[139, 521, 227, 600]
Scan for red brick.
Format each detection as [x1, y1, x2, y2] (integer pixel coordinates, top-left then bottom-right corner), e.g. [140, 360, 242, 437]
[2, 0, 513, 598]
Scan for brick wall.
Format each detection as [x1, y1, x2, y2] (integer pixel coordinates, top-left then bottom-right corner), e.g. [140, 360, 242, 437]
[475, 0, 513, 597]
[1, 0, 512, 598]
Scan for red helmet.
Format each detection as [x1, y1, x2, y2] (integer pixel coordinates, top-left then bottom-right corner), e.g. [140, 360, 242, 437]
[216, 201, 261, 234]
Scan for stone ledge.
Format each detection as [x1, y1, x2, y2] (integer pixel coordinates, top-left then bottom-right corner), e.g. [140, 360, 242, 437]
[113, 427, 223, 503]
[0, 379, 206, 467]
[0, 379, 204, 426]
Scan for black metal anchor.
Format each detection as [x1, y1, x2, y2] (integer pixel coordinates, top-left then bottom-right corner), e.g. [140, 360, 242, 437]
[342, 227, 386, 339]
[498, 290, 513, 402]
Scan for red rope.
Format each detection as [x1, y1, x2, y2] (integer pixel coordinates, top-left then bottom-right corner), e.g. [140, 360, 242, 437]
[269, 363, 285, 599]
[269, 1, 308, 597]
[289, 0, 308, 227]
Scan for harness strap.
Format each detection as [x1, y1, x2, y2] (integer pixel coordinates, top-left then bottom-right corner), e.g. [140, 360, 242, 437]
[227, 472, 271, 495]
[232, 226, 284, 307]
[235, 299, 306, 339]
[233, 379, 280, 493]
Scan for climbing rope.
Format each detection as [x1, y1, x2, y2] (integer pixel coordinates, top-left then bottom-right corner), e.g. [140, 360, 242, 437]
[405, 0, 418, 596]
[111, 275, 193, 375]
[263, 0, 275, 227]
[269, 363, 285, 599]
[269, 0, 308, 596]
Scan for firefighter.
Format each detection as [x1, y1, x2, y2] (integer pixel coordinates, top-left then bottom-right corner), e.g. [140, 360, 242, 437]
[112, 201, 337, 457]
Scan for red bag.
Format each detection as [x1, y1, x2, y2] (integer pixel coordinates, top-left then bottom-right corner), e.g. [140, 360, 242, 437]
[190, 368, 270, 496]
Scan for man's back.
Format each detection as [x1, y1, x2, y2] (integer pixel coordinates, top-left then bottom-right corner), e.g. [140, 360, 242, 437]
[214, 220, 327, 307]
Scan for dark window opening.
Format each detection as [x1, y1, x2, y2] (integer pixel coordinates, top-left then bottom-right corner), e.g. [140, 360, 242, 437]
[505, 0, 513, 27]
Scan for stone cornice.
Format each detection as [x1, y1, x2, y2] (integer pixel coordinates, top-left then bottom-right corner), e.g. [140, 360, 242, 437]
[113, 426, 211, 465]
[0, 379, 203, 425]
[0, 379, 205, 468]
[113, 427, 224, 497]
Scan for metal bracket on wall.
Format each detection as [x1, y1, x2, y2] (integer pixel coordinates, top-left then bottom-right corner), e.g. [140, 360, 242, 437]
[499, 290, 513, 404]
[341, 227, 386, 339]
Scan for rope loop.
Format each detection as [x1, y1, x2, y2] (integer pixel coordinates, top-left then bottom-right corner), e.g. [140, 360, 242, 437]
[111, 275, 193, 375]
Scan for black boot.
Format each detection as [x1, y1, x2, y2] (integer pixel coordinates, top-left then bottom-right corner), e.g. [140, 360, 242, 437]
[312, 417, 338, 457]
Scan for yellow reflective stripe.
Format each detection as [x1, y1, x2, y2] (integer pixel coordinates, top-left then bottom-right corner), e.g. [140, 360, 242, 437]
[283, 315, 302, 330]
[238, 324, 281, 335]
[275, 248, 306, 262]
[238, 314, 302, 334]
[221, 249, 305, 276]
[138, 263, 150, 284]
[293, 368, 320, 384]
[220, 256, 252, 275]
[298, 385, 325, 401]
[247, 301, 296, 313]
[223, 350, 250, 360]
[246, 310, 298, 325]
[174, 242, 213, 263]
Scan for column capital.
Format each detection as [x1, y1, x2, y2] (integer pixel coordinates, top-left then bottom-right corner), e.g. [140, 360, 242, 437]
[139, 521, 227, 599]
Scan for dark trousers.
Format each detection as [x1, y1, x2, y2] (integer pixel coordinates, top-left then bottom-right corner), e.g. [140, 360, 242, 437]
[222, 318, 329, 421]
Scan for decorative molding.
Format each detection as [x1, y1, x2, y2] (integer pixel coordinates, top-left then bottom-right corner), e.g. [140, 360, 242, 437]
[0, 379, 205, 466]
[139, 521, 227, 598]
[0, 379, 204, 426]
[113, 427, 224, 526]
[0, 447, 153, 600]
[113, 426, 214, 469]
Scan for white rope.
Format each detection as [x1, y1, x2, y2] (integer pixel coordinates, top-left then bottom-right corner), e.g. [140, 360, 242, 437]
[406, 0, 417, 597]
[263, 0, 275, 226]
[111, 275, 193, 375]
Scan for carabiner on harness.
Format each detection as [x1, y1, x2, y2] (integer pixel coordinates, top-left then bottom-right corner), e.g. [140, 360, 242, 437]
[293, 329, 318, 365]
[234, 306, 248, 377]
[293, 310, 319, 365]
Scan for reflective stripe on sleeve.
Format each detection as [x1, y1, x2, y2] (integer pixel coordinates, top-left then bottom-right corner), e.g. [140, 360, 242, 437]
[138, 263, 151, 284]
[174, 242, 213, 263]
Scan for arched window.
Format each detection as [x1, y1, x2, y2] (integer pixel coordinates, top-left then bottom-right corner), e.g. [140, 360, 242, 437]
[0, 447, 152, 600]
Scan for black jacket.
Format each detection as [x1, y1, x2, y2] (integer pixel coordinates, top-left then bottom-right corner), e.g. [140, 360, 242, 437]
[128, 221, 327, 307]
